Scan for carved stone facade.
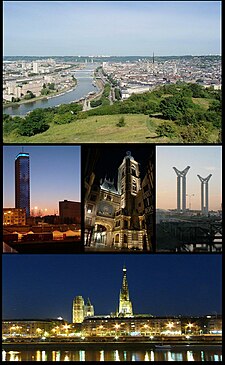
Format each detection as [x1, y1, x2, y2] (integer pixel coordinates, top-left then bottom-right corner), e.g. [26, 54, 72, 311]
[85, 151, 153, 251]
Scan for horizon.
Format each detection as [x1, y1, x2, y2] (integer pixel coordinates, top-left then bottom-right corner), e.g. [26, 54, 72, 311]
[3, 146, 81, 215]
[4, 1, 221, 56]
[3, 54, 222, 58]
[2, 255, 222, 321]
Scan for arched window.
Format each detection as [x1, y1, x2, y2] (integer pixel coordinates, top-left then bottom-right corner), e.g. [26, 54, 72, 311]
[115, 234, 120, 243]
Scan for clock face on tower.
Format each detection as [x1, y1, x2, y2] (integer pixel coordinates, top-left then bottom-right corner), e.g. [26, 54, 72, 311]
[97, 201, 115, 217]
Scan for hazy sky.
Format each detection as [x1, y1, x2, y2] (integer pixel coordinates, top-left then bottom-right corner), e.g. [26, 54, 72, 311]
[156, 146, 222, 211]
[3, 145, 81, 215]
[2, 254, 222, 321]
[3, 1, 221, 56]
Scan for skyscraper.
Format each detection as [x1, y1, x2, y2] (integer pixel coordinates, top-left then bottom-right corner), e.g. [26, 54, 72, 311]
[118, 265, 133, 317]
[15, 152, 30, 217]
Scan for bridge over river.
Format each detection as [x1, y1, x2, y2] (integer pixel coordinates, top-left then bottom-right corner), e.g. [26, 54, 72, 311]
[156, 217, 222, 252]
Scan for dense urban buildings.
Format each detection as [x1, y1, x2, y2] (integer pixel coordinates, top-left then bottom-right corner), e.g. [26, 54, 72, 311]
[3, 146, 81, 253]
[3, 208, 26, 226]
[15, 152, 30, 217]
[84, 147, 154, 251]
[2, 266, 222, 339]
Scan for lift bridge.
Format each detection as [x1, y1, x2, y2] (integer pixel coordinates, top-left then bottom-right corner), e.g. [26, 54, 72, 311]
[159, 217, 222, 252]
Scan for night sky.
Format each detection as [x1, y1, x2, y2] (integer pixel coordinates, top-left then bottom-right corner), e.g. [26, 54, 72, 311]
[2, 254, 222, 322]
[83, 145, 155, 187]
[3, 145, 81, 215]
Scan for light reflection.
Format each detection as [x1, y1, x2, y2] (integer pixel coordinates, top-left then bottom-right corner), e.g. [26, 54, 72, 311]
[144, 351, 150, 361]
[187, 350, 195, 361]
[213, 354, 219, 361]
[41, 350, 46, 361]
[114, 350, 120, 361]
[56, 351, 61, 361]
[150, 350, 155, 361]
[201, 351, 205, 361]
[100, 350, 104, 361]
[52, 351, 56, 361]
[167, 351, 174, 361]
[2, 350, 6, 362]
[132, 353, 136, 361]
[64, 354, 70, 361]
[36, 350, 41, 361]
[79, 350, 85, 361]
[9, 351, 20, 362]
[123, 351, 127, 361]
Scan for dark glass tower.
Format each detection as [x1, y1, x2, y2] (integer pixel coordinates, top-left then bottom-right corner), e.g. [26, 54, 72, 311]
[15, 152, 30, 217]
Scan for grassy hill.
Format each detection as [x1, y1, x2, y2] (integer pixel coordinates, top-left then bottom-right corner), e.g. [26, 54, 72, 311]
[3, 113, 219, 143]
[3, 83, 221, 143]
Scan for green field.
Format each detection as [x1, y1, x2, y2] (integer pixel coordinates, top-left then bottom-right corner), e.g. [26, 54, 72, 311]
[3, 112, 219, 143]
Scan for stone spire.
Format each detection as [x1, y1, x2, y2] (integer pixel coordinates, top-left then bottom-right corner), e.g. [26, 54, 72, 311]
[118, 265, 133, 317]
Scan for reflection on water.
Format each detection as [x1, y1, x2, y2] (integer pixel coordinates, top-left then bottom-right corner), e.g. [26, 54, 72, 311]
[4, 66, 98, 116]
[2, 348, 222, 362]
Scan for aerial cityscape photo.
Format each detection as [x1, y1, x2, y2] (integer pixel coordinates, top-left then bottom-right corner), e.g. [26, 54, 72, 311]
[3, 1, 221, 144]
[3, 145, 81, 253]
[2, 254, 222, 361]
[2, 0, 222, 362]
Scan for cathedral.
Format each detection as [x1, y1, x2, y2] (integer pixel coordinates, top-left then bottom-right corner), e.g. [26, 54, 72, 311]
[85, 150, 154, 251]
[72, 265, 133, 323]
[117, 265, 133, 317]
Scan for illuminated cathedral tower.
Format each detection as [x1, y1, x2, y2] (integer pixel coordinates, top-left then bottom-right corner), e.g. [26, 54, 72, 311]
[118, 265, 133, 317]
[117, 151, 141, 213]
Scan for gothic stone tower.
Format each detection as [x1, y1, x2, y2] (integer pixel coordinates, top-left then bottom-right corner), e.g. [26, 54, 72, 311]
[117, 151, 140, 213]
[113, 151, 147, 249]
[118, 266, 133, 317]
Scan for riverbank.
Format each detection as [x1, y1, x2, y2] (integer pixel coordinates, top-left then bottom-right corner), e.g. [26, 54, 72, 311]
[2, 340, 222, 351]
[3, 81, 77, 109]
[3, 66, 99, 116]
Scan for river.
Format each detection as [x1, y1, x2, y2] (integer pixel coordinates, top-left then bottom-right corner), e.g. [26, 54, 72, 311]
[2, 347, 222, 361]
[3, 65, 99, 116]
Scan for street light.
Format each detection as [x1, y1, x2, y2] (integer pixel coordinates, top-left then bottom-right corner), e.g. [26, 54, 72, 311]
[186, 194, 194, 211]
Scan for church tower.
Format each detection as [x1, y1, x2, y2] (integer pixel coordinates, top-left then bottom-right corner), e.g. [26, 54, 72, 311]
[117, 151, 140, 214]
[118, 265, 133, 317]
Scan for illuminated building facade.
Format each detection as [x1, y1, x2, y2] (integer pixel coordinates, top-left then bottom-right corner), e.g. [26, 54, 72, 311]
[72, 296, 94, 323]
[85, 150, 154, 250]
[2, 267, 222, 339]
[118, 266, 133, 317]
[15, 152, 30, 217]
[3, 208, 26, 226]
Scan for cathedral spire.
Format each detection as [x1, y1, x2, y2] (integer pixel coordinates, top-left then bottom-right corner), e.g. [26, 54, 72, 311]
[118, 265, 133, 317]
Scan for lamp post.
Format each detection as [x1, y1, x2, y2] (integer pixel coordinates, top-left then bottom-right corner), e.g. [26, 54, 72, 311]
[186, 194, 194, 211]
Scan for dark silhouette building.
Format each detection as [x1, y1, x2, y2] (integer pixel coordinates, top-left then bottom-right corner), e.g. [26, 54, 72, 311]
[15, 152, 30, 217]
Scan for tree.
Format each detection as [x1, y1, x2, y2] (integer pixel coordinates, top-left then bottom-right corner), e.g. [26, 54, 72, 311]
[48, 83, 55, 90]
[160, 97, 181, 120]
[24, 90, 36, 99]
[187, 83, 206, 98]
[18, 109, 49, 136]
[116, 116, 126, 127]
[156, 123, 177, 138]
[179, 124, 210, 143]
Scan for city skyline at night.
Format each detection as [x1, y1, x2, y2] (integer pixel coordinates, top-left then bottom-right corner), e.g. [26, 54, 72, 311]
[2, 255, 222, 322]
[3, 145, 81, 215]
